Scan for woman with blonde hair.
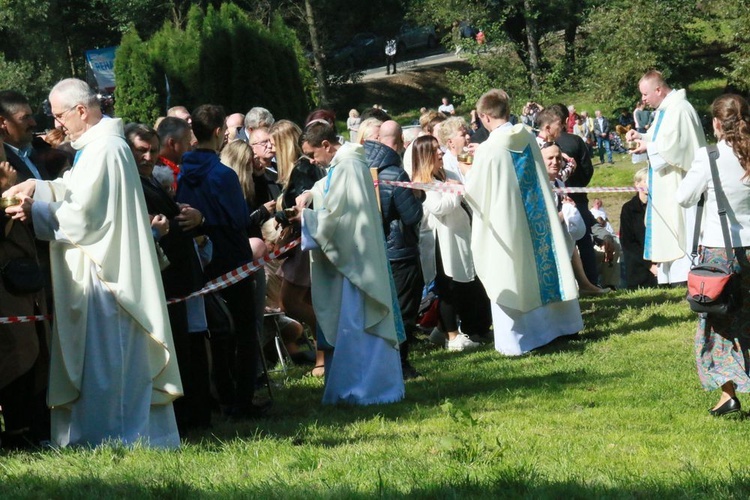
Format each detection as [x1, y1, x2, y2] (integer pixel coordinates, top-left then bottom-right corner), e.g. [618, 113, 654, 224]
[412, 135, 490, 351]
[356, 118, 382, 144]
[677, 93, 750, 417]
[270, 119, 326, 373]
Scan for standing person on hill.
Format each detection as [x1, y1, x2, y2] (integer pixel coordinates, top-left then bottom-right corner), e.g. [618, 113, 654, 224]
[676, 94, 750, 417]
[627, 69, 706, 285]
[385, 37, 397, 75]
[296, 121, 405, 405]
[4, 78, 183, 448]
[593, 109, 613, 165]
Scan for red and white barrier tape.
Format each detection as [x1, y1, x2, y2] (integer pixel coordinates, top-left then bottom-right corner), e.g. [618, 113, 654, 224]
[166, 236, 301, 304]
[0, 314, 52, 325]
[0, 238, 301, 323]
[376, 179, 645, 195]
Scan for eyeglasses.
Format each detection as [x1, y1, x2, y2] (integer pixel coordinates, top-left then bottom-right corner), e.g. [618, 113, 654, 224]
[251, 138, 272, 149]
[50, 105, 78, 122]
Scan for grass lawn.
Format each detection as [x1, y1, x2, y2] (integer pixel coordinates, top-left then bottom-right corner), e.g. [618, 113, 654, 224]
[3, 287, 749, 498]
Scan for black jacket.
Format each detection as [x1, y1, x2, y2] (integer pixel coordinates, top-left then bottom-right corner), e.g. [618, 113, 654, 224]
[364, 140, 422, 262]
[140, 176, 204, 298]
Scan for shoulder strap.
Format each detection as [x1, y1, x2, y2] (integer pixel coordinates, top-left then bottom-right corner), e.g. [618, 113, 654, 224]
[705, 144, 735, 257]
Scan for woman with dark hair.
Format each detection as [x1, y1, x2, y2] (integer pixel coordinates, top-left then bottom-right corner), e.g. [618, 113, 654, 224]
[677, 94, 750, 417]
[412, 135, 490, 351]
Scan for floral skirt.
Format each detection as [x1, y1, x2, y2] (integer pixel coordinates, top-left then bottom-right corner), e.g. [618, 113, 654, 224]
[695, 246, 750, 392]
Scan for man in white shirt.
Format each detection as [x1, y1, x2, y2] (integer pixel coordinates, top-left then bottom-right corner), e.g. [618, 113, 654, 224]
[438, 97, 455, 115]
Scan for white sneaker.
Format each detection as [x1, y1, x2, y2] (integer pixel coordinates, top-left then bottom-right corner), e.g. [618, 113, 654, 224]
[429, 327, 445, 346]
[447, 333, 481, 352]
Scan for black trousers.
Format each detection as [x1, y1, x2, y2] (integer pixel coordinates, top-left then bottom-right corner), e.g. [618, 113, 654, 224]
[386, 55, 397, 74]
[390, 257, 423, 363]
[211, 278, 259, 412]
[434, 238, 492, 336]
[168, 301, 211, 432]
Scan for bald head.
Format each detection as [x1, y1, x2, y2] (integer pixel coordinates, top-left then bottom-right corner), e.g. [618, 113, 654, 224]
[379, 120, 403, 152]
[225, 112, 245, 143]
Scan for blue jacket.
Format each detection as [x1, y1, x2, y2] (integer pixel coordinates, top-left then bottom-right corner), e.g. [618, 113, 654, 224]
[176, 149, 253, 279]
[364, 140, 422, 262]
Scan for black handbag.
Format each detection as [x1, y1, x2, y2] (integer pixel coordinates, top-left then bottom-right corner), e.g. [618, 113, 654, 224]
[686, 145, 743, 316]
[0, 232, 44, 296]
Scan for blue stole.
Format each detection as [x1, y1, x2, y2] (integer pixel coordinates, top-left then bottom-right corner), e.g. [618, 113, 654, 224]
[643, 109, 665, 260]
[511, 144, 563, 305]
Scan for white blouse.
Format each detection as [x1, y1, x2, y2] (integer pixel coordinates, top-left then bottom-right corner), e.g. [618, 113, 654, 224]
[676, 140, 750, 248]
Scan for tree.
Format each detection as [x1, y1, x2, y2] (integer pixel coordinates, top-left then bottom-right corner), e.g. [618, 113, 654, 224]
[114, 29, 160, 124]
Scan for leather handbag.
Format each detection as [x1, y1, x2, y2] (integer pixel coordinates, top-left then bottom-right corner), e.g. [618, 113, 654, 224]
[686, 145, 742, 316]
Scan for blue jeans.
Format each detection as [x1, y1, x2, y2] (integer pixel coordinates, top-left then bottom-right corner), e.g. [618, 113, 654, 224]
[596, 135, 612, 163]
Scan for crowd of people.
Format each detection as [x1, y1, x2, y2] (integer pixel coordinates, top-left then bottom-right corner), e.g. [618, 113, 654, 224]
[1, 68, 749, 451]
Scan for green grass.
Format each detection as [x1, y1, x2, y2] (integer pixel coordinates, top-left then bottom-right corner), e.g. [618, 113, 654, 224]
[3, 287, 749, 498]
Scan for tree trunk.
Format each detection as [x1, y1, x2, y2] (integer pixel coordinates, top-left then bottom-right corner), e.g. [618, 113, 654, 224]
[524, 0, 541, 94]
[564, 22, 577, 76]
[304, 0, 329, 106]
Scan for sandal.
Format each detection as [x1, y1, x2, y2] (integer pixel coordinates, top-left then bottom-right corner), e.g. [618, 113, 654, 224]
[308, 365, 325, 377]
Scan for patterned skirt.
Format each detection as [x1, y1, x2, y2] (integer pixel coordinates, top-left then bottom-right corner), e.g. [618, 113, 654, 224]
[695, 246, 750, 392]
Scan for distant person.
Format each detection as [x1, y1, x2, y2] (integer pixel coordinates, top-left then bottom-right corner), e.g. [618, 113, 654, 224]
[593, 110, 613, 164]
[238, 107, 275, 143]
[385, 38, 397, 75]
[438, 97, 455, 115]
[633, 101, 651, 133]
[223, 112, 245, 147]
[346, 109, 361, 142]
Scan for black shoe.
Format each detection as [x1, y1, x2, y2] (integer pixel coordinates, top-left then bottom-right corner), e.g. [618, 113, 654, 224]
[401, 361, 421, 380]
[709, 397, 741, 416]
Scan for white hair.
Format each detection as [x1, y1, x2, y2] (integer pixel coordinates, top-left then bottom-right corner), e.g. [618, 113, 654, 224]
[49, 78, 99, 109]
[244, 107, 275, 130]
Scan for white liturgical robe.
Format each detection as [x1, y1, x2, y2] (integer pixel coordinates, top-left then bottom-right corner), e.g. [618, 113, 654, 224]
[302, 142, 404, 405]
[642, 89, 705, 282]
[465, 124, 582, 355]
[31, 117, 182, 447]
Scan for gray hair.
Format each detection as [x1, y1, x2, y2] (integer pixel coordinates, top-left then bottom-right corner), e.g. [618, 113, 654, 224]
[244, 107, 275, 130]
[49, 78, 99, 109]
[152, 165, 174, 190]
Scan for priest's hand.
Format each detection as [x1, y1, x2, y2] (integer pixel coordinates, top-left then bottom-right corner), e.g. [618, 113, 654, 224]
[295, 191, 313, 212]
[5, 193, 33, 222]
[625, 129, 641, 142]
[2, 178, 35, 199]
[628, 140, 647, 155]
[176, 205, 203, 231]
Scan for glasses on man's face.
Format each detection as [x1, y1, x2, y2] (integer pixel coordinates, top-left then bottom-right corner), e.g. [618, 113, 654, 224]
[251, 138, 272, 149]
[50, 105, 78, 123]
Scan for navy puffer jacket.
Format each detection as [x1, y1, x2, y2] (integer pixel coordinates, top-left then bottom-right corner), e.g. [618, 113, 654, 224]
[364, 140, 423, 261]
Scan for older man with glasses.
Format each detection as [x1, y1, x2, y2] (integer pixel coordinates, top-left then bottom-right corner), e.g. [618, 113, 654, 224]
[3, 78, 183, 448]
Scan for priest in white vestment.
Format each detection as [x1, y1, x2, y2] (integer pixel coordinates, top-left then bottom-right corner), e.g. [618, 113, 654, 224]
[3, 79, 182, 448]
[297, 121, 404, 405]
[462, 89, 582, 356]
[627, 70, 706, 284]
